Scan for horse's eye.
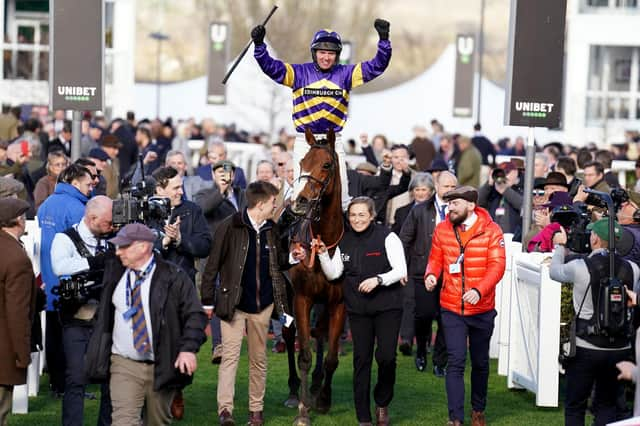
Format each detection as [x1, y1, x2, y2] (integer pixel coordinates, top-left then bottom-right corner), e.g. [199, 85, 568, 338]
[322, 162, 331, 170]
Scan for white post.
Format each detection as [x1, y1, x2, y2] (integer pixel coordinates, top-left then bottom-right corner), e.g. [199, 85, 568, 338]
[490, 233, 514, 359]
[498, 238, 519, 376]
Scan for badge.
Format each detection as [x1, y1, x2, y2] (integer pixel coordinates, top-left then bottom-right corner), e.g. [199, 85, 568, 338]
[495, 207, 506, 216]
[449, 263, 461, 274]
[280, 313, 294, 327]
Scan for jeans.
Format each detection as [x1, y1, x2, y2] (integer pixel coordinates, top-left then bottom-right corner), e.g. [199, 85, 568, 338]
[62, 323, 111, 426]
[441, 309, 496, 423]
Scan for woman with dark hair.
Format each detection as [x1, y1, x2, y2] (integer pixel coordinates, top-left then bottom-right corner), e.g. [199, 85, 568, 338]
[34, 151, 68, 211]
[316, 196, 407, 426]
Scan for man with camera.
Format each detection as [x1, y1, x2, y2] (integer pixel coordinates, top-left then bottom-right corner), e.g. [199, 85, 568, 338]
[478, 161, 523, 240]
[550, 219, 639, 426]
[616, 190, 640, 264]
[50, 195, 114, 426]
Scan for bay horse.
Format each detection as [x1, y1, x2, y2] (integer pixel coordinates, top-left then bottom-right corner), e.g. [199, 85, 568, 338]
[287, 128, 346, 426]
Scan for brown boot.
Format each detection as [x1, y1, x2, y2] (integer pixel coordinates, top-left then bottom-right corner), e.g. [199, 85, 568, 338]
[247, 411, 264, 426]
[170, 390, 184, 420]
[471, 410, 486, 426]
[218, 409, 235, 426]
[375, 406, 389, 426]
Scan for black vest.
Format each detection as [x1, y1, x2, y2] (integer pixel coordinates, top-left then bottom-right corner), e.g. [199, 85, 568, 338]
[578, 251, 634, 348]
[338, 223, 402, 315]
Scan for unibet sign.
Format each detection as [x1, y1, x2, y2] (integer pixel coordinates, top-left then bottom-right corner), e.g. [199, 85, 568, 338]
[51, 0, 104, 111]
[56, 85, 98, 102]
[515, 101, 555, 118]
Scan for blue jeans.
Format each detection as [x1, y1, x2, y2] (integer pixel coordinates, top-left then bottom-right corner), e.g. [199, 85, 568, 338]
[441, 309, 496, 423]
[62, 323, 111, 426]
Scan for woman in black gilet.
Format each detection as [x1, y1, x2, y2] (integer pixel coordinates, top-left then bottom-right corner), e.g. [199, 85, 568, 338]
[316, 196, 407, 426]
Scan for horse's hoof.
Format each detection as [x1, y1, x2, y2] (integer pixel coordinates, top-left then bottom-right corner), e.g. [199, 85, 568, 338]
[314, 391, 331, 414]
[284, 396, 300, 409]
[314, 402, 331, 415]
[293, 415, 311, 426]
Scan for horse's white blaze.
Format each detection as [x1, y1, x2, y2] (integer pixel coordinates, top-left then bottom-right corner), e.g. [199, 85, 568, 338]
[292, 169, 310, 202]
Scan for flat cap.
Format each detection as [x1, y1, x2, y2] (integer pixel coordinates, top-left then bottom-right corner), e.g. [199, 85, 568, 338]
[108, 223, 157, 246]
[443, 186, 478, 203]
[355, 162, 378, 175]
[212, 160, 236, 172]
[88, 148, 110, 162]
[0, 176, 25, 198]
[100, 134, 123, 149]
[0, 197, 30, 222]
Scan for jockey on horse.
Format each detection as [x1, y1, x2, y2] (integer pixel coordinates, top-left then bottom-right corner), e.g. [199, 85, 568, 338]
[252, 18, 392, 211]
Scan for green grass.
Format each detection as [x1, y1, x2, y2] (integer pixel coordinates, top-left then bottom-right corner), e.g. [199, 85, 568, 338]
[8, 342, 566, 425]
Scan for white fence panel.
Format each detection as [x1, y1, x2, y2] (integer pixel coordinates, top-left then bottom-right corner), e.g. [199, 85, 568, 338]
[497, 239, 520, 375]
[490, 234, 514, 360]
[507, 252, 561, 407]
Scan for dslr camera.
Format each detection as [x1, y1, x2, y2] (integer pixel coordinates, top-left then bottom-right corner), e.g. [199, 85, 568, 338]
[52, 272, 102, 313]
[112, 179, 171, 227]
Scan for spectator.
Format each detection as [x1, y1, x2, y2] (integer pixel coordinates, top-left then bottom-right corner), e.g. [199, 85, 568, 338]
[81, 121, 103, 157]
[256, 160, 276, 183]
[478, 161, 523, 240]
[574, 161, 610, 207]
[99, 134, 122, 199]
[360, 133, 389, 166]
[391, 173, 434, 235]
[556, 156, 580, 198]
[471, 123, 496, 166]
[534, 153, 549, 178]
[202, 181, 300, 426]
[150, 166, 212, 283]
[0, 198, 38, 425]
[34, 151, 68, 211]
[0, 175, 24, 198]
[164, 150, 212, 201]
[134, 126, 161, 177]
[434, 134, 460, 178]
[595, 149, 620, 188]
[47, 120, 72, 156]
[194, 160, 247, 364]
[109, 118, 138, 178]
[399, 171, 457, 376]
[87, 149, 111, 196]
[527, 192, 574, 253]
[196, 140, 247, 189]
[38, 163, 93, 395]
[0, 104, 19, 141]
[85, 223, 207, 426]
[425, 186, 506, 426]
[617, 190, 640, 264]
[50, 196, 114, 425]
[455, 136, 482, 188]
[317, 196, 407, 426]
[378, 145, 412, 223]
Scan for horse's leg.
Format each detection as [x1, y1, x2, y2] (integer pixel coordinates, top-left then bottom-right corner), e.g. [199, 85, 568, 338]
[310, 304, 326, 398]
[293, 294, 313, 426]
[283, 322, 300, 408]
[315, 301, 346, 414]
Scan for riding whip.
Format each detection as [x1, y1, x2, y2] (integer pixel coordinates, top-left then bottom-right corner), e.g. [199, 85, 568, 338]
[221, 5, 278, 84]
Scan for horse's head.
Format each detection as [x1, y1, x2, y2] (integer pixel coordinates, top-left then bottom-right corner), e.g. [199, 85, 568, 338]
[291, 128, 339, 217]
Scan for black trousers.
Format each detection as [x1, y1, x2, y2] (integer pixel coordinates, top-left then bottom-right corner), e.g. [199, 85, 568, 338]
[45, 311, 66, 393]
[399, 278, 415, 344]
[62, 323, 111, 426]
[564, 346, 629, 426]
[349, 309, 402, 423]
[414, 278, 447, 367]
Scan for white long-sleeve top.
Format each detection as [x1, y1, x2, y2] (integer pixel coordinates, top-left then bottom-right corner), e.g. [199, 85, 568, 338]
[318, 231, 407, 284]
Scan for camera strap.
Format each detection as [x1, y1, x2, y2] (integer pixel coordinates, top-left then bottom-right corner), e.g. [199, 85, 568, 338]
[63, 227, 93, 259]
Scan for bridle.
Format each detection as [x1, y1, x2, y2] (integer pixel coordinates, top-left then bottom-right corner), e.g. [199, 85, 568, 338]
[290, 141, 343, 268]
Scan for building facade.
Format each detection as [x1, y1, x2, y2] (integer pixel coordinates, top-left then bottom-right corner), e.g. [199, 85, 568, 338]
[0, 0, 135, 117]
[565, 0, 640, 144]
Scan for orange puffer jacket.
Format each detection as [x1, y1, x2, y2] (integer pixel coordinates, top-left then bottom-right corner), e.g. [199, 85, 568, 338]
[424, 207, 506, 316]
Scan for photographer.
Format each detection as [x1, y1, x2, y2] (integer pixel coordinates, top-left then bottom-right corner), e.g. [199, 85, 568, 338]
[150, 166, 212, 284]
[50, 195, 114, 426]
[617, 190, 640, 264]
[574, 161, 610, 210]
[478, 161, 523, 240]
[550, 220, 640, 426]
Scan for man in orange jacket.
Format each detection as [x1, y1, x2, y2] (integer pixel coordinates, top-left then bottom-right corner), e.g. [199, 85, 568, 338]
[424, 186, 506, 426]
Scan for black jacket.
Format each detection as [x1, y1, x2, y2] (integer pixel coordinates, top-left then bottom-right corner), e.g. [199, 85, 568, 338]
[202, 211, 290, 321]
[347, 167, 392, 201]
[477, 183, 523, 240]
[148, 200, 212, 282]
[194, 185, 247, 239]
[391, 202, 413, 235]
[85, 256, 207, 390]
[398, 198, 438, 280]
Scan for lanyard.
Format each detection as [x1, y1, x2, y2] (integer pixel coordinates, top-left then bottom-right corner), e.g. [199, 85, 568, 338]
[125, 256, 156, 309]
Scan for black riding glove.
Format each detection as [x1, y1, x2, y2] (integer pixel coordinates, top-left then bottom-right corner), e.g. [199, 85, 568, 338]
[374, 18, 390, 40]
[251, 25, 266, 45]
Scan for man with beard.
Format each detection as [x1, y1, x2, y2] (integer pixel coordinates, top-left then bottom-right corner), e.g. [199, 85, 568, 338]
[424, 186, 506, 426]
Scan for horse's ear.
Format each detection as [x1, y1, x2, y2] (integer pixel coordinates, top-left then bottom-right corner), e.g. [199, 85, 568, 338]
[304, 128, 315, 146]
[327, 129, 335, 150]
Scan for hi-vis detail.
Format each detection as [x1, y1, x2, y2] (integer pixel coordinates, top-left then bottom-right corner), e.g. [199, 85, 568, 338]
[514, 101, 555, 118]
[56, 85, 98, 102]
